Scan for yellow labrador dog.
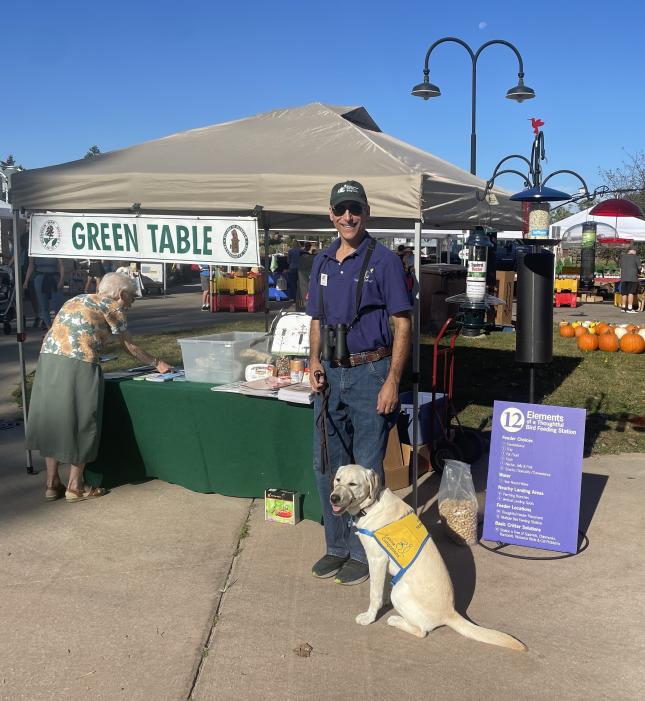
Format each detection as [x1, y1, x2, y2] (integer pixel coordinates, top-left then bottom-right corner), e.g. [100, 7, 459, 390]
[330, 464, 526, 651]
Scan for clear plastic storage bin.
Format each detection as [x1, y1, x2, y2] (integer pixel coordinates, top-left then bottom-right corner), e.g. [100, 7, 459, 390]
[178, 332, 268, 384]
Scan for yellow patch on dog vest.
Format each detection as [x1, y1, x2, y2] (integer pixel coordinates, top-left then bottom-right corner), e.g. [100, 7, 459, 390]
[370, 512, 429, 570]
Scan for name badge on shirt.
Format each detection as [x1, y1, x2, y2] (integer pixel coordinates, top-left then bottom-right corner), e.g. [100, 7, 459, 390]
[320, 273, 328, 286]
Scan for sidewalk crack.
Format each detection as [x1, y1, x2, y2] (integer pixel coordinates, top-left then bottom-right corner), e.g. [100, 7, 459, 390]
[186, 498, 256, 700]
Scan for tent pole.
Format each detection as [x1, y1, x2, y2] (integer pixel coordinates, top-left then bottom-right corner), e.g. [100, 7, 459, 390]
[12, 209, 34, 474]
[263, 223, 270, 333]
[412, 220, 422, 512]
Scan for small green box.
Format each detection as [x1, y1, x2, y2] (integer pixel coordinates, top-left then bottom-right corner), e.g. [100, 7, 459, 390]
[265, 489, 301, 525]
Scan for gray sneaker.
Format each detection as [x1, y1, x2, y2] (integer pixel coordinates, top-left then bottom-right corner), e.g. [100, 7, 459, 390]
[334, 559, 369, 585]
[312, 554, 349, 578]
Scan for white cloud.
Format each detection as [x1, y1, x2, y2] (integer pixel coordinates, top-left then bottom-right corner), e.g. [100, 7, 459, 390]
[478, 21, 487, 29]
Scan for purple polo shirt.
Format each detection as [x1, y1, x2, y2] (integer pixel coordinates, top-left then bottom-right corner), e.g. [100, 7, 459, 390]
[306, 233, 412, 354]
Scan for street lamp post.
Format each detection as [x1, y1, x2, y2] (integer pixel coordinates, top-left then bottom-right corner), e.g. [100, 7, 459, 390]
[411, 37, 535, 175]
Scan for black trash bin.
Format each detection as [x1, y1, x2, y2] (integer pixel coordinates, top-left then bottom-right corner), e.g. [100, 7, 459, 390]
[419, 264, 466, 335]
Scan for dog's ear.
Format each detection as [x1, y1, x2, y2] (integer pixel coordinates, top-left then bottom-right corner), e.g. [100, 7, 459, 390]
[366, 469, 380, 501]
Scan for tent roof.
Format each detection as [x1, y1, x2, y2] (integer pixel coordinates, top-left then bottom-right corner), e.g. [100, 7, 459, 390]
[551, 206, 645, 242]
[12, 102, 522, 230]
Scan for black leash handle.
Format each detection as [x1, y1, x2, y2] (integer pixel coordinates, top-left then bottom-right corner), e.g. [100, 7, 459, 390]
[314, 371, 332, 479]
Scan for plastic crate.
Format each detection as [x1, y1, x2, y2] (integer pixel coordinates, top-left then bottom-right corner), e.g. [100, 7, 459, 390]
[212, 293, 266, 313]
[212, 275, 237, 295]
[177, 331, 268, 384]
[554, 277, 579, 293]
[554, 292, 577, 308]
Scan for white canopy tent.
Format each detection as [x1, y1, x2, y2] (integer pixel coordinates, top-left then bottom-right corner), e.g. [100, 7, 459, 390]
[9, 102, 523, 501]
[550, 207, 645, 242]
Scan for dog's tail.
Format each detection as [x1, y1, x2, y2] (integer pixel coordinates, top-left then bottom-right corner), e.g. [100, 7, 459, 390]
[445, 612, 527, 651]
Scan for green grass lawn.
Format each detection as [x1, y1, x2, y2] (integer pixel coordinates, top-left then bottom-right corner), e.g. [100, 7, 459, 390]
[19, 320, 644, 456]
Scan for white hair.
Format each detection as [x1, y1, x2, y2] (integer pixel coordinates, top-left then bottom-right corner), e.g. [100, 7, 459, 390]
[98, 272, 137, 299]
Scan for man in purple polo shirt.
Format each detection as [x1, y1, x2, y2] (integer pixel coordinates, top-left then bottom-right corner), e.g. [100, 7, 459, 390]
[306, 180, 412, 585]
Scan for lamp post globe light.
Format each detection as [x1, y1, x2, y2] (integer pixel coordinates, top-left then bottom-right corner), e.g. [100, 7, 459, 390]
[411, 37, 535, 175]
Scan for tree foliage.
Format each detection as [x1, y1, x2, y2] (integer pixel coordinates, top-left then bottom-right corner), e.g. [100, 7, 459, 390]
[598, 150, 645, 213]
[84, 145, 101, 159]
[549, 206, 573, 224]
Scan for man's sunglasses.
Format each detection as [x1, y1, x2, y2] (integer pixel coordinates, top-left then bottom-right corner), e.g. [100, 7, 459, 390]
[332, 202, 364, 217]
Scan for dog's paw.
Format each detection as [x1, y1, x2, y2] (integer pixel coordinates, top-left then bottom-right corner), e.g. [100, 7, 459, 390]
[355, 611, 376, 626]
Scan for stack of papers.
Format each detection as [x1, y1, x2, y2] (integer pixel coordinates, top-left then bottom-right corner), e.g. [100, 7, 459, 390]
[145, 370, 185, 382]
[277, 383, 314, 405]
[211, 377, 294, 398]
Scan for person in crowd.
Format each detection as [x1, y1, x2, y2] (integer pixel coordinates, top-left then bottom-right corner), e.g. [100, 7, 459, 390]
[287, 239, 303, 301]
[306, 181, 412, 585]
[397, 245, 415, 294]
[296, 244, 318, 312]
[23, 256, 65, 330]
[85, 259, 106, 293]
[199, 264, 211, 310]
[26, 272, 172, 502]
[7, 232, 41, 327]
[619, 247, 641, 313]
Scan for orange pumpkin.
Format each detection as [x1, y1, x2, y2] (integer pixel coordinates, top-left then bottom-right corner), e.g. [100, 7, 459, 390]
[577, 333, 599, 352]
[620, 333, 645, 354]
[559, 324, 575, 338]
[574, 326, 588, 338]
[595, 322, 609, 335]
[626, 324, 639, 334]
[598, 333, 619, 352]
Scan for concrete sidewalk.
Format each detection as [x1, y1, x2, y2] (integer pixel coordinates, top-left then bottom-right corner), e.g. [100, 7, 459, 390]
[1, 423, 643, 700]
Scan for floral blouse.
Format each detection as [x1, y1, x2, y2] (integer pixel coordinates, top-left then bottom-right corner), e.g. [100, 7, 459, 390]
[41, 294, 127, 364]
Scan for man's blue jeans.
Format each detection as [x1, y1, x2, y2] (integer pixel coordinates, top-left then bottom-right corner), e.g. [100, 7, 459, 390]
[313, 357, 396, 564]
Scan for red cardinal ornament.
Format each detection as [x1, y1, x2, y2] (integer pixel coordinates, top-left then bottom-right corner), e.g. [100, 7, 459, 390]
[529, 118, 544, 135]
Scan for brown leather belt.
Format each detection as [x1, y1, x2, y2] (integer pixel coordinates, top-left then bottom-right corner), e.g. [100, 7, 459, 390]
[330, 346, 392, 368]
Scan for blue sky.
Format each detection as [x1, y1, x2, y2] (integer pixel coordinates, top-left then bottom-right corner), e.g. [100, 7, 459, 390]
[3, 0, 644, 195]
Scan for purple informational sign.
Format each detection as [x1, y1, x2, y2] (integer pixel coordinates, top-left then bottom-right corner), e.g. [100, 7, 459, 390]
[483, 401, 586, 554]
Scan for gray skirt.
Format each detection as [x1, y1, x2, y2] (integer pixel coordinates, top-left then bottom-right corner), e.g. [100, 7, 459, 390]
[26, 354, 104, 464]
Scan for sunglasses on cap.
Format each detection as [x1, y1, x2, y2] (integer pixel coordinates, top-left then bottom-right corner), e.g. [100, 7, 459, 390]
[332, 202, 364, 217]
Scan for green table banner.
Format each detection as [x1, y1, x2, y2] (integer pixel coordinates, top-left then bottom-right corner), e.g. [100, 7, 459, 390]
[86, 379, 321, 521]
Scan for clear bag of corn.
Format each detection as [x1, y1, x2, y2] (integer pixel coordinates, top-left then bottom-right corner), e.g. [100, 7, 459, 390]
[438, 460, 479, 546]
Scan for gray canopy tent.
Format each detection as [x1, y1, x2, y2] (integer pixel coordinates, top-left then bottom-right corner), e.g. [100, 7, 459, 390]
[10, 101, 523, 503]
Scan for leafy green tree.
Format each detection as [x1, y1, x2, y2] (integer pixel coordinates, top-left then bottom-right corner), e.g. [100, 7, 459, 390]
[84, 145, 101, 159]
[549, 206, 573, 224]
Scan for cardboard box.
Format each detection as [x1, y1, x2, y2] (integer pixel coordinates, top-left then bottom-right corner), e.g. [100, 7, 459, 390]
[264, 489, 301, 525]
[383, 426, 431, 491]
[494, 271, 515, 326]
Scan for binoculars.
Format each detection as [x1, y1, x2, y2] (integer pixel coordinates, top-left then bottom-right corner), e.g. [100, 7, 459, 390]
[320, 323, 349, 363]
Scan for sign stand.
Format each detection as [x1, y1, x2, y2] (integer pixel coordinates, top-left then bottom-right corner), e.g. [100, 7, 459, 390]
[479, 531, 589, 560]
[481, 400, 586, 559]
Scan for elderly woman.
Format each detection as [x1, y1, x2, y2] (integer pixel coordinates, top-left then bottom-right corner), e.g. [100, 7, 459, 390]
[26, 272, 172, 502]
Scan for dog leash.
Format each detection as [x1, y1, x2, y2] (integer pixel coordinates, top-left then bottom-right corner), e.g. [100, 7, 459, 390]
[314, 371, 332, 480]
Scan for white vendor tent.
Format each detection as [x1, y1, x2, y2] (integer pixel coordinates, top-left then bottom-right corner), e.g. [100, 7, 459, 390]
[8, 101, 523, 504]
[550, 206, 645, 242]
[11, 102, 521, 230]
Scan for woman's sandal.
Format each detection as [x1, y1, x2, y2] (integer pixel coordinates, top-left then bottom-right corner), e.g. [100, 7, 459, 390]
[65, 486, 107, 503]
[45, 484, 66, 501]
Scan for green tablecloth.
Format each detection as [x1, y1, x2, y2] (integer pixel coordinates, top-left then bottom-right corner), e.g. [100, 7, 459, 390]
[86, 379, 321, 521]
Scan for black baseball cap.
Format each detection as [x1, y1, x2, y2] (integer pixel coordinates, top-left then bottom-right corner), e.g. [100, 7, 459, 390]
[330, 180, 368, 207]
